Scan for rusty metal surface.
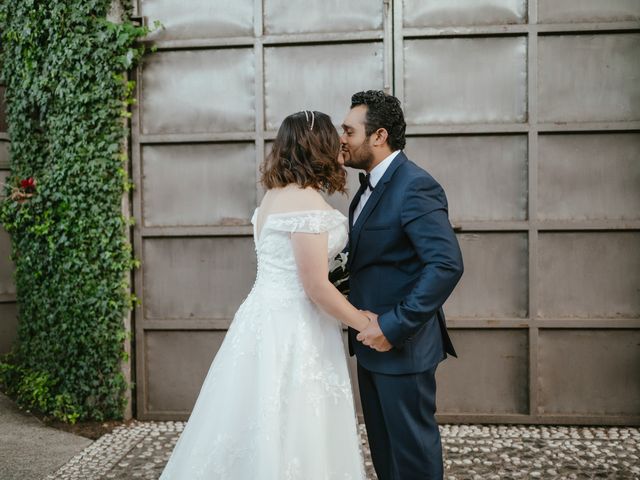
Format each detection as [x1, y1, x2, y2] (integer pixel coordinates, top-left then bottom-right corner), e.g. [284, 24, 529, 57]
[436, 329, 529, 413]
[538, 34, 640, 123]
[445, 234, 529, 318]
[403, 0, 526, 27]
[538, 329, 640, 415]
[264, 0, 382, 34]
[264, 43, 384, 131]
[404, 37, 527, 125]
[141, 49, 255, 135]
[537, 232, 640, 318]
[145, 330, 226, 413]
[538, 0, 640, 23]
[140, 0, 253, 41]
[406, 135, 528, 221]
[142, 143, 256, 227]
[142, 237, 256, 320]
[538, 133, 640, 220]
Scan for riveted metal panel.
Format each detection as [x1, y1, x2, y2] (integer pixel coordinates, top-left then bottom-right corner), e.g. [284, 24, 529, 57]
[403, 0, 527, 27]
[538, 329, 640, 415]
[264, 0, 383, 34]
[445, 234, 529, 318]
[0, 303, 18, 355]
[538, 0, 640, 24]
[264, 43, 384, 131]
[141, 49, 255, 135]
[145, 330, 226, 413]
[404, 37, 527, 125]
[538, 233, 640, 318]
[407, 135, 528, 222]
[538, 133, 640, 220]
[142, 143, 256, 227]
[143, 237, 256, 320]
[437, 329, 529, 414]
[538, 34, 640, 123]
[141, 0, 254, 41]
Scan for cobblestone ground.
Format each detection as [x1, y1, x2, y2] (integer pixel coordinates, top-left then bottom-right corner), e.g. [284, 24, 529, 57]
[46, 423, 639, 479]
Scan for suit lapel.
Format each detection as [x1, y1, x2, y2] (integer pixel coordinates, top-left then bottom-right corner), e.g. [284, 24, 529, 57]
[348, 153, 407, 268]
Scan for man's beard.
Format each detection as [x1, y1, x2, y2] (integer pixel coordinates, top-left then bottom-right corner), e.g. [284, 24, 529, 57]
[343, 140, 374, 170]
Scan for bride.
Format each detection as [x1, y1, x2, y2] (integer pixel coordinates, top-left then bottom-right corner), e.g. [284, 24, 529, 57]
[159, 110, 372, 479]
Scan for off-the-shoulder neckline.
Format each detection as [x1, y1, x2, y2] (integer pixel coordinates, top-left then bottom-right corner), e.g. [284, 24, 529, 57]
[252, 207, 346, 244]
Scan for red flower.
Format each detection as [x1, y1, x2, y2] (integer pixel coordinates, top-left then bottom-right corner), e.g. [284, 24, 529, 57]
[20, 177, 36, 191]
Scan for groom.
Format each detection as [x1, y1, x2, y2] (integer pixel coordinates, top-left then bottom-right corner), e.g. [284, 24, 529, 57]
[341, 90, 463, 480]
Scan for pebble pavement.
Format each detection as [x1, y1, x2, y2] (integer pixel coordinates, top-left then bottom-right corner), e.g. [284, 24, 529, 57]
[45, 423, 640, 479]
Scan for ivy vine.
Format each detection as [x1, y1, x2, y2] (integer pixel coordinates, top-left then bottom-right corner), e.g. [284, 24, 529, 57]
[0, 0, 150, 422]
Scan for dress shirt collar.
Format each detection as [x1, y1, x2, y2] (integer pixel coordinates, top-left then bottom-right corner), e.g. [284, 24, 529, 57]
[369, 150, 401, 188]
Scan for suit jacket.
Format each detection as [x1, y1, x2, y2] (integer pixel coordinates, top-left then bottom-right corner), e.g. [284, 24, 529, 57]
[347, 152, 463, 375]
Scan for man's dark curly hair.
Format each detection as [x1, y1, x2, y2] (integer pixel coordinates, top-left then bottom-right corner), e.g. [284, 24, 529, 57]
[351, 90, 406, 150]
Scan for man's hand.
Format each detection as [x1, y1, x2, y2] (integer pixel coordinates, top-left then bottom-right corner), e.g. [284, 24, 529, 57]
[357, 311, 392, 352]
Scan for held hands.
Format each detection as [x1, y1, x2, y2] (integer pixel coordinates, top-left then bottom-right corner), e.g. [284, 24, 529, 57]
[357, 311, 393, 352]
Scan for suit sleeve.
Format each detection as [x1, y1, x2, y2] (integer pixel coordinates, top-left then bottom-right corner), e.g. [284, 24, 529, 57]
[377, 176, 464, 348]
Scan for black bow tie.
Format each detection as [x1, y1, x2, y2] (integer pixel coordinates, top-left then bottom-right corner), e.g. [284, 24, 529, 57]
[359, 172, 373, 192]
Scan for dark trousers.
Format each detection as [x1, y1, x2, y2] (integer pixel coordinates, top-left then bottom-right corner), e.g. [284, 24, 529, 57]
[357, 363, 443, 480]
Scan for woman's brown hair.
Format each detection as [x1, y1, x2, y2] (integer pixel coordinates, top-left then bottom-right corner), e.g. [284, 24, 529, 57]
[260, 111, 346, 195]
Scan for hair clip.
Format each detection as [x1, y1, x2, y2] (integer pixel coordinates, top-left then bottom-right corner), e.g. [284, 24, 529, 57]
[302, 110, 315, 131]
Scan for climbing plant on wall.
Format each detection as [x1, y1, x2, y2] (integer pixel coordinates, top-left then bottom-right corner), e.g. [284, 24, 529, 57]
[0, 0, 149, 423]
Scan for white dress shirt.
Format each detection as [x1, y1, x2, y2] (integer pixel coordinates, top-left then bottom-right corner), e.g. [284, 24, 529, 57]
[353, 149, 401, 225]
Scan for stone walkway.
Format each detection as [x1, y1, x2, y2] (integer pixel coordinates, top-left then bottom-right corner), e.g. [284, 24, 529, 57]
[45, 423, 639, 479]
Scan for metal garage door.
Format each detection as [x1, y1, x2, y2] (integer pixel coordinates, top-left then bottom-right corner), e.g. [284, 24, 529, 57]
[131, 0, 640, 424]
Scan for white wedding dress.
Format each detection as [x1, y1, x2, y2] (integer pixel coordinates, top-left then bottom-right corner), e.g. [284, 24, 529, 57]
[159, 208, 366, 480]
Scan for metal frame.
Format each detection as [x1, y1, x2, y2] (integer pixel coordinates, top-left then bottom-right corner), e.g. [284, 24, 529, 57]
[131, 0, 394, 419]
[393, 1, 640, 425]
[130, 0, 639, 423]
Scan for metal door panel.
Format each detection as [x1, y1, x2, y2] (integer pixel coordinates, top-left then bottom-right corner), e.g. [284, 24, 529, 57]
[538, 0, 640, 24]
[0, 303, 18, 355]
[141, 0, 254, 41]
[445, 234, 529, 318]
[538, 133, 640, 220]
[436, 329, 529, 414]
[538, 329, 640, 415]
[404, 37, 527, 124]
[141, 49, 255, 135]
[403, 0, 526, 27]
[142, 144, 256, 227]
[143, 238, 256, 320]
[0, 228, 15, 297]
[264, 43, 384, 131]
[145, 330, 226, 413]
[407, 135, 528, 221]
[0, 142, 8, 166]
[538, 233, 640, 318]
[0, 86, 7, 132]
[264, 0, 383, 34]
[538, 34, 640, 123]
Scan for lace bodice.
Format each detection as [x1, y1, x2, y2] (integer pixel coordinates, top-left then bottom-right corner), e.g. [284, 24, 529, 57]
[250, 208, 348, 296]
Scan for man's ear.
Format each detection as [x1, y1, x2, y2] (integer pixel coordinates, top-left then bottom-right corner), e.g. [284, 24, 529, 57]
[373, 128, 389, 146]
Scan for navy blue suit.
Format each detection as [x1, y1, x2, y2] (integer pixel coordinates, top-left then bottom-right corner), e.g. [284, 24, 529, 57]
[347, 152, 463, 480]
